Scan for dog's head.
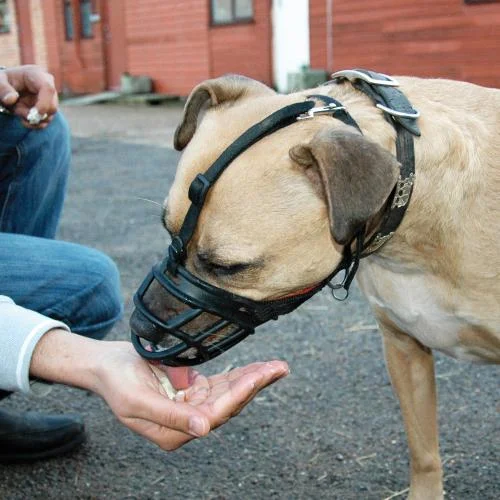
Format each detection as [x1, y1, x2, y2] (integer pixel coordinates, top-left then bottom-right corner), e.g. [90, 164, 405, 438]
[130, 75, 400, 364]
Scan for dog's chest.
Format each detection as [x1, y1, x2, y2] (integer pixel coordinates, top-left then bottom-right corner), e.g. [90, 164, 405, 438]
[356, 260, 492, 362]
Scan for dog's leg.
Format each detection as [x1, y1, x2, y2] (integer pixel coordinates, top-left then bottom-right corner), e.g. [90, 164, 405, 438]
[376, 312, 443, 500]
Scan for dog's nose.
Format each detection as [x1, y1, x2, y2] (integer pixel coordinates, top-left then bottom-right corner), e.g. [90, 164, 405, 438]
[129, 307, 164, 344]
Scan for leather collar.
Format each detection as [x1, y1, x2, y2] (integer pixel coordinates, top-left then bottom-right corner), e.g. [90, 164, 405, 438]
[306, 69, 421, 298]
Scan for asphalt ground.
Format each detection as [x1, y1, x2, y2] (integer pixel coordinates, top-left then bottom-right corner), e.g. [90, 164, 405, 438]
[0, 103, 498, 499]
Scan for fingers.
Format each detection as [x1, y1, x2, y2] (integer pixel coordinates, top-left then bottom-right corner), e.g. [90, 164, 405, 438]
[230, 361, 289, 415]
[13, 99, 54, 129]
[182, 374, 211, 406]
[203, 373, 263, 428]
[17, 64, 58, 115]
[187, 361, 290, 428]
[228, 361, 289, 397]
[0, 66, 58, 127]
[31, 75, 58, 116]
[208, 360, 289, 386]
[122, 417, 197, 452]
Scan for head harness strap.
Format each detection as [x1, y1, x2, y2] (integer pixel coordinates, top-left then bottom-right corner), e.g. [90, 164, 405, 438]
[168, 100, 316, 273]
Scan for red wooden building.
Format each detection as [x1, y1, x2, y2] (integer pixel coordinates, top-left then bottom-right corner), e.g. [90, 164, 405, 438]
[0, 0, 499, 96]
[311, 0, 500, 88]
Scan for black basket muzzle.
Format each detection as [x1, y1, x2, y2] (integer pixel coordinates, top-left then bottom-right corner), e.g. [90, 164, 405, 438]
[130, 72, 419, 366]
[130, 99, 360, 366]
[130, 254, 329, 366]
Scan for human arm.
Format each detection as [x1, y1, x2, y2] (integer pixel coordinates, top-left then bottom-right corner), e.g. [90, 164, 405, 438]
[0, 295, 70, 393]
[29, 327, 289, 450]
[0, 65, 58, 128]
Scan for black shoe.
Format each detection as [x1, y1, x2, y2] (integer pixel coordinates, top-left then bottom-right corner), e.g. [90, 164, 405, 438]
[0, 408, 86, 464]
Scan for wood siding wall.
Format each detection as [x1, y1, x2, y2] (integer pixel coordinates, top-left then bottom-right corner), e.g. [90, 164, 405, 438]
[3, 0, 273, 95]
[209, 0, 273, 88]
[124, 0, 272, 95]
[310, 0, 500, 88]
[124, 0, 211, 95]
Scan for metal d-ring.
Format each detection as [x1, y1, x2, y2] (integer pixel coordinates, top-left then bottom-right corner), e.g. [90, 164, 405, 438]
[326, 270, 350, 302]
[330, 284, 349, 301]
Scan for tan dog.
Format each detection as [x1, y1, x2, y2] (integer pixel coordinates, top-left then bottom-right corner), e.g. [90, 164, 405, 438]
[159, 74, 500, 499]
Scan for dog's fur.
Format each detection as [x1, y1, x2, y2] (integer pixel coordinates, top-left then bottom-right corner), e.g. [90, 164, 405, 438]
[160, 74, 500, 499]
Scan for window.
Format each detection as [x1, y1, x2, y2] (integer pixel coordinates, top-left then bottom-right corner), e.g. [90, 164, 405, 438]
[211, 0, 253, 25]
[63, 0, 74, 40]
[80, 0, 94, 38]
[0, 0, 11, 34]
[64, 0, 96, 40]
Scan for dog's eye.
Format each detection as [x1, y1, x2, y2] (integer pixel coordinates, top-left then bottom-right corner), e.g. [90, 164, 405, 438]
[196, 252, 250, 276]
[210, 262, 250, 276]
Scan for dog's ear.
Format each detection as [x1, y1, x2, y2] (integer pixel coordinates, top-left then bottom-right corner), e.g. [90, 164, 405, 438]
[174, 74, 275, 151]
[289, 128, 400, 245]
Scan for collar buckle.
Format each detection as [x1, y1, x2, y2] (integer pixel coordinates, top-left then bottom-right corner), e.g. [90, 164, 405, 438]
[331, 69, 400, 87]
[376, 103, 420, 119]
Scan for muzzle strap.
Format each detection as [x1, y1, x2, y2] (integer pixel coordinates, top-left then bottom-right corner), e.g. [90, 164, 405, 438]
[327, 229, 365, 301]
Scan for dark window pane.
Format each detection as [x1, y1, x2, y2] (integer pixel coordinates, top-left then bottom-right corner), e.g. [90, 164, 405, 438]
[80, 0, 93, 38]
[212, 0, 232, 23]
[235, 0, 253, 19]
[0, 0, 11, 34]
[64, 1, 74, 40]
[211, 0, 253, 24]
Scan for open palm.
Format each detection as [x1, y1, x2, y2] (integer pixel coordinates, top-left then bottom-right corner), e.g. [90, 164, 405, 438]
[94, 342, 288, 451]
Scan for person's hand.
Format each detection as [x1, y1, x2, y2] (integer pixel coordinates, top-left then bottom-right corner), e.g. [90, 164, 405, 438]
[0, 65, 58, 128]
[93, 341, 289, 450]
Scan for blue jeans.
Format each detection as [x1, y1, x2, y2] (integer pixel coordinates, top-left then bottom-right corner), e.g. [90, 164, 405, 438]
[0, 112, 123, 340]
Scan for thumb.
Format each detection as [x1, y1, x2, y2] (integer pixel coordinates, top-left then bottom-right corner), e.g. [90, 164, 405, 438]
[0, 90, 19, 107]
[0, 73, 19, 106]
[133, 390, 210, 437]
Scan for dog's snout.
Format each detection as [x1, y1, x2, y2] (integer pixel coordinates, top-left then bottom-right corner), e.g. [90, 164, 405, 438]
[130, 307, 164, 344]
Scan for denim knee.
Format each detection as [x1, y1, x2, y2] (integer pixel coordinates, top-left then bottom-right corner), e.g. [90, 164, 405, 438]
[45, 248, 124, 340]
[75, 250, 123, 340]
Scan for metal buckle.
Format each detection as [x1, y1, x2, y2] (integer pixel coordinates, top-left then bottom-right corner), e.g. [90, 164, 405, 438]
[297, 103, 346, 121]
[376, 103, 420, 119]
[331, 69, 399, 87]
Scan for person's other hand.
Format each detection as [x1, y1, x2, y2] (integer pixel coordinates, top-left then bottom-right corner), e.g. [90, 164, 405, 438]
[94, 342, 289, 450]
[0, 65, 58, 128]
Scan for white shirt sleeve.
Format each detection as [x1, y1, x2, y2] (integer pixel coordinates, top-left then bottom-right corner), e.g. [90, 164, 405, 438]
[0, 295, 70, 393]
